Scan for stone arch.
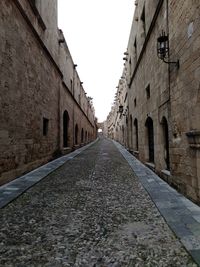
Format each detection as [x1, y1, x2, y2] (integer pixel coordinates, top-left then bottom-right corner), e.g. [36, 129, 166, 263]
[63, 110, 69, 147]
[145, 117, 154, 162]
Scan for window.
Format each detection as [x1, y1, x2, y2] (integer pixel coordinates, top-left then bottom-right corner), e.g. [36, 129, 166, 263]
[70, 79, 73, 92]
[134, 98, 137, 107]
[43, 118, 49, 136]
[124, 93, 127, 103]
[134, 38, 137, 61]
[141, 7, 146, 37]
[129, 58, 132, 77]
[146, 84, 150, 99]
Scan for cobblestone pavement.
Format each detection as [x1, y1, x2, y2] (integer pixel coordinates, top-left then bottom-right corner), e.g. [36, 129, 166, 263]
[0, 138, 197, 266]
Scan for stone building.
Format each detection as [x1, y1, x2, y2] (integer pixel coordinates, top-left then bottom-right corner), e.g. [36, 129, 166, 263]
[106, 68, 128, 147]
[0, 0, 97, 185]
[106, 0, 200, 203]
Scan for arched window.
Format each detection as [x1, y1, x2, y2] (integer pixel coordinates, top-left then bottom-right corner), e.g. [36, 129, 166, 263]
[63, 110, 69, 147]
[75, 124, 79, 145]
[134, 118, 139, 151]
[81, 128, 84, 143]
[161, 117, 170, 170]
[145, 117, 154, 162]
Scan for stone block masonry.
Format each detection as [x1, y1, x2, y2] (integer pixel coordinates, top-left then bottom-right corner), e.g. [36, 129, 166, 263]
[106, 0, 200, 203]
[0, 0, 97, 185]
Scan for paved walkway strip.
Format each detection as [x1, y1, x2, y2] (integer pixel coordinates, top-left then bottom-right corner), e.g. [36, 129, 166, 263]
[114, 140, 200, 265]
[0, 139, 98, 209]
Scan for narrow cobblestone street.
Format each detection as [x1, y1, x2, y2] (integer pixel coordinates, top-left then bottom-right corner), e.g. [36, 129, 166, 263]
[0, 139, 197, 266]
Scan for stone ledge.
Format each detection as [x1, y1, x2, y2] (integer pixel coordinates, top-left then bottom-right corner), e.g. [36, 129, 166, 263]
[161, 169, 171, 176]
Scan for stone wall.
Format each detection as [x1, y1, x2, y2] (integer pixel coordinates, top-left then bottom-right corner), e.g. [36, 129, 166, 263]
[106, 0, 200, 203]
[0, 0, 97, 185]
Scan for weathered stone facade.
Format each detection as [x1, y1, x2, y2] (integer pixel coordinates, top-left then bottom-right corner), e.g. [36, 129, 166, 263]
[0, 0, 97, 185]
[106, 0, 200, 203]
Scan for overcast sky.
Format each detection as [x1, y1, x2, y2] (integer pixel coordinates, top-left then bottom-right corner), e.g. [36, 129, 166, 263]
[58, 0, 134, 122]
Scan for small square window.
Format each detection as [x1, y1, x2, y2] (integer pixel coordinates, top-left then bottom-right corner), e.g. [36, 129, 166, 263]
[146, 84, 150, 99]
[141, 7, 146, 37]
[43, 118, 49, 136]
[134, 38, 137, 60]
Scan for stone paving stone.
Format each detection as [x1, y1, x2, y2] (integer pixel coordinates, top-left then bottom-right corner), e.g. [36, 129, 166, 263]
[0, 139, 98, 209]
[193, 215, 200, 223]
[0, 138, 197, 266]
[114, 140, 200, 266]
[170, 224, 193, 238]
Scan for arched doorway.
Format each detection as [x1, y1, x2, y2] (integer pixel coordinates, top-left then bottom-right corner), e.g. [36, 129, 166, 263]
[63, 110, 69, 147]
[81, 128, 84, 143]
[130, 115, 133, 149]
[75, 124, 79, 145]
[162, 117, 170, 170]
[145, 117, 154, 162]
[122, 126, 125, 144]
[134, 118, 139, 151]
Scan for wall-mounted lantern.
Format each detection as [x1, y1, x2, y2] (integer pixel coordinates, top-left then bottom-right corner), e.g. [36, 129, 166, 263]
[157, 31, 179, 68]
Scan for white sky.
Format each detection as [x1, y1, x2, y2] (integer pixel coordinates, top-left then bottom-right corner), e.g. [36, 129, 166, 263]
[58, 0, 134, 122]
